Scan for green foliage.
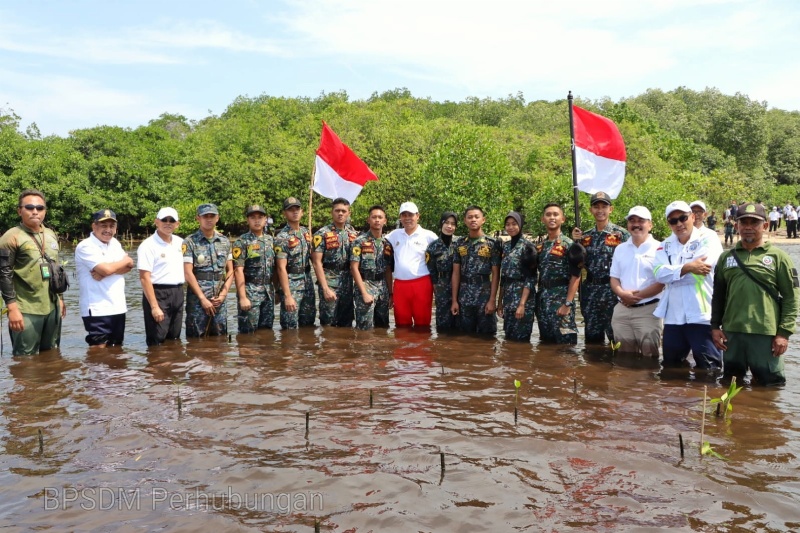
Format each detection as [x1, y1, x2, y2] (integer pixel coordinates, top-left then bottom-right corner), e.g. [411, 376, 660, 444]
[0, 87, 794, 237]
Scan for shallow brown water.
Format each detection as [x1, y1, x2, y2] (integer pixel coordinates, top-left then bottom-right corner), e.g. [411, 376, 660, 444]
[1, 247, 800, 532]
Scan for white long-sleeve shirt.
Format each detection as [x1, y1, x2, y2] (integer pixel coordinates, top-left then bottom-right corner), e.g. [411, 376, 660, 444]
[652, 227, 723, 325]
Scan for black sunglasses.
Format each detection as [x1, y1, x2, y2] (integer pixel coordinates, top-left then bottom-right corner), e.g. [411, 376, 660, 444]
[21, 204, 46, 211]
[160, 217, 177, 223]
[667, 214, 690, 225]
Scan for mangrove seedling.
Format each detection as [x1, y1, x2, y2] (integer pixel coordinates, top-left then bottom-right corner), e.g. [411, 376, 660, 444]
[700, 385, 727, 460]
[709, 377, 743, 418]
[610, 340, 621, 353]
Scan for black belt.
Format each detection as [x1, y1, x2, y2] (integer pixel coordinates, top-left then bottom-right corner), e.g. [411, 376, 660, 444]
[194, 271, 222, 282]
[629, 298, 659, 308]
[539, 278, 569, 290]
[462, 274, 489, 284]
[362, 272, 386, 281]
[153, 283, 184, 289]
[323, 264, 350, 273]
[287, 266, 310, 275]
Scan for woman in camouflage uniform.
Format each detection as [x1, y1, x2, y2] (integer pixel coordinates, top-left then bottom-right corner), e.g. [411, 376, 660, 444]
[425, 211, 459, 333]
[497, 211, 537, 342]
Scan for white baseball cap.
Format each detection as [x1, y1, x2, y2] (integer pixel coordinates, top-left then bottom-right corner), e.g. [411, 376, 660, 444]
[665, 201, 691, 218]
[689, 200, 707, 212]
[399, 201, 419, 215]
[156, 207, 180, 221]
[625, 206, 652, 221]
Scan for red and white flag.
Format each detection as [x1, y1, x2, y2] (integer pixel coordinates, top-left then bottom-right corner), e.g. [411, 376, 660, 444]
[572, 105, 626, 198]
[313, 122, 377, 203]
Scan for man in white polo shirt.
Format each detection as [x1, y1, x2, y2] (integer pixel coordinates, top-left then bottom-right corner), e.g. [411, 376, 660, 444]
[75, 209, 135, 347]
[137, 207, 186, 346]
[609, 206, 664, 358]
[387, 201, 438, 327]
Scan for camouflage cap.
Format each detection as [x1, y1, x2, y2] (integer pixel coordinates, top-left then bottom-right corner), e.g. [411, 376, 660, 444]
[197, 203, 219, 216]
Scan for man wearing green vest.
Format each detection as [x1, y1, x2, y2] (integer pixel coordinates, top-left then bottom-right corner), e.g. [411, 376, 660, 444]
[0, 189, 66, 355]
[711, 202, 800, 385]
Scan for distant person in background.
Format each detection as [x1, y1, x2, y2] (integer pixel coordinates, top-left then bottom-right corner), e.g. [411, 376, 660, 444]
[706, 211, 717, 231]
[690, 201, 717, 241]
[75, 209, 134, 347]
[786, 205, 798, 239]
[712, 203, 799, 386]
[724, 216, 736, 246]
[138, 207, 185, 346]
[769, 207, 780, 234]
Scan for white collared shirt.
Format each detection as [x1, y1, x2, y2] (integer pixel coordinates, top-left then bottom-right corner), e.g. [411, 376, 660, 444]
[75, 234, 128, 317]
[609, 234, 662, 304]
[137, 231, 185, 285]
[386, 226, 438, 280]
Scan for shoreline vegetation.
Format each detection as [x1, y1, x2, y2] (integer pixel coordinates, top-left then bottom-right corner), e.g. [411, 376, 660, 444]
[2, 86, 799, 241]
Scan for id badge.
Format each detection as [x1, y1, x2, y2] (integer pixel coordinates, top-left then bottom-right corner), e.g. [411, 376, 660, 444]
[40, 263, 51, 280]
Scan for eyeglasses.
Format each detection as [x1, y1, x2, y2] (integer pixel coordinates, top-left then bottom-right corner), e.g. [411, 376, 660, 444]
[160, 217, 177, 223]
[667, 214, 690, 225]
[21, 204, 46, 211]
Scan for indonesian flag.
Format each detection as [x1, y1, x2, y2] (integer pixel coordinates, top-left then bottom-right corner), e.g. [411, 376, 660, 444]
[572, 105, 626, 198]
[313, 122, 378, 203]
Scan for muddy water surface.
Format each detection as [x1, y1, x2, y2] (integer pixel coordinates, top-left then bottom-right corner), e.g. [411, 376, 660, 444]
[1, 246, 800, 532]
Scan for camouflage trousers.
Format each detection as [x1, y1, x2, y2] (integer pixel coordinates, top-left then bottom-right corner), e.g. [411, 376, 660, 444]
[186, 280, 229, 337]
[279, 275, 316, 329]
[535, 286, 577, 344]
[580, 283, 616, 343]
[354, 280, 390, 330]
[433, 281, 458, 332]
[237, 283, 275, 333]
[318, 273, 355, 327]
[501, 280, 535, 342]
[457, 281, 497, 335]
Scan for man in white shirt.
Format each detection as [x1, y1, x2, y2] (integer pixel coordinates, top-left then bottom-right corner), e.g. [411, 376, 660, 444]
[609, 206, 664, 358]
[689, 201, 718, 241]
[137, 207, 186, 346]
[769, 206, 781, 234]
[386, 202, 438, 327]
[75, 209, 134, 347]
[653, 201, 724, 373]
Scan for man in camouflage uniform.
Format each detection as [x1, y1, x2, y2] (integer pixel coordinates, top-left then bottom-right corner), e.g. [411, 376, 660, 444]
[537, 203, 582, 344]
[183, 203, 234, 337]
[311, 197, 358, 327]
[426, 211, 459, 332]
[451, 206, 501, 335]
[350, 205, 394, 330]
[232, 204, 275, 333]
[498, 211, 537, 342]
[275, 197, 315, 329]
[572, 191, 630, 343]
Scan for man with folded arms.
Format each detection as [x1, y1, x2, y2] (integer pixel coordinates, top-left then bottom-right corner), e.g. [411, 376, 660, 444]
[609, 206, 664, 358]
[75, 209, 134, 347]
[138, 207, 185, 346]
[711, 203, 799, 386]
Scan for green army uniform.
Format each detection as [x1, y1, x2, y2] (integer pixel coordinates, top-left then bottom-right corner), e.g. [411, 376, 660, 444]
[579, 222, 630, 342]
[453, 235, 501, 335]
[274, 225, 316, 329]
[0, 225, 63, 355]
[712, 242, 800, 385]
[350, 233, 393, 330]
[232, 231, 275, 333]
[313, 222, 358, 327]
[183, 230, 232, 337]
[426, 237, 459, 332]
[536, 235, 579, 344]
[500, 238, 537, 342]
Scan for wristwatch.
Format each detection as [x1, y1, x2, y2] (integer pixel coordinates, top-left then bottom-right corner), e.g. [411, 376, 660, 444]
[564, 301, 574, 308]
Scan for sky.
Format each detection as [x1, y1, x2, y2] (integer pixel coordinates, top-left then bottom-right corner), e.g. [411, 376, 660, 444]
[2, 0, 799, 137]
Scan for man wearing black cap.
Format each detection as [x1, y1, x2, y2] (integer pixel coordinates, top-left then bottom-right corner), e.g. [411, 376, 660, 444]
[712, 203, 799, 385]
[75, 209, 135, 347]
[232, 204, 276, 333]
[572, 191, 630, 344]
[183, 203, 234, 337]
[275, 197, 316, 328]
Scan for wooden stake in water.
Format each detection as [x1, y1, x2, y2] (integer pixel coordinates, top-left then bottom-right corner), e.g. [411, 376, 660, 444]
[573, 378, 577, 396]
[700, 385, 707, 456]
[314, 519, 320, 533]
[305, 411, 310, 433]
[440, 451, 445, 474]
[679, 434, 684, 458]
[514, 407, 518, 425]
[369, 389, 373, 408]
[177, 391, 182, 413]
[441, 363, 445, 375]
[38, 429, 44, 454]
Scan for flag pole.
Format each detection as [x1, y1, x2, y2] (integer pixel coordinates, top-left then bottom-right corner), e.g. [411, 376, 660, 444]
[568, 91, 581, 230]
[308, 162, 316, 230]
